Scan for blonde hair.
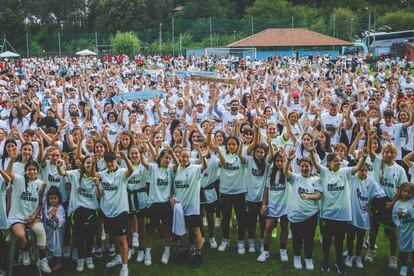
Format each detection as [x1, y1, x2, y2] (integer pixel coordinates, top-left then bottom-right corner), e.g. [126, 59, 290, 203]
[380, 143, 397, 185]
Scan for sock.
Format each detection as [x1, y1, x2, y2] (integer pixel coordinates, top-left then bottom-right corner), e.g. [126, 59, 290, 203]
[132, 232, 138, 239]
[145, 248, 151, 254]
[195, 250, 202, 256]
[122, 264, 128, 270]
[164, 246, 171, 254]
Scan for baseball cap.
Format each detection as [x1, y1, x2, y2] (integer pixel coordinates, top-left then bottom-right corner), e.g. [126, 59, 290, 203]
[291, 91, 300, 97]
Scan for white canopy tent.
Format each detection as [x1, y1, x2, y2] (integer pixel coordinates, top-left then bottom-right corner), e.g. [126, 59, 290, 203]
[0, 51, 20, 58]
[76, 49, 97, 56]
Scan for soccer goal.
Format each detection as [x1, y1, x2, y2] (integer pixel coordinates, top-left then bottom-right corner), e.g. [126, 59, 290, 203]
[204, 47, 257, 60]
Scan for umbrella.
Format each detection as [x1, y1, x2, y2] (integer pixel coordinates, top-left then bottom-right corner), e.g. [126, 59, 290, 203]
[0, 51, 20, 58]
[76, 49, 97, 56]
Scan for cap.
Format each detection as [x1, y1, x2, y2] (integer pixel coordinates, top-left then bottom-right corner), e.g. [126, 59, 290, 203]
[291, 91, 300, 97]
[383, 109, 394, 118]
[104, 152, 117, 162]
[195, 99, 205, 106]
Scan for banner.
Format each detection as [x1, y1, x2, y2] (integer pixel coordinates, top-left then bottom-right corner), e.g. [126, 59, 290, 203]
[189, 75, 237, 84]
[174, 70, 217, 79]
[112, 90, 162, 104]
[115, 78, 128, 92]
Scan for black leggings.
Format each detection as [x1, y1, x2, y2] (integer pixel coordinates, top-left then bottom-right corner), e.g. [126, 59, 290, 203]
[322, 219, 348, 265]
[247, 201, 265, 239]
[346, 224, 365, 257]
[221, 193, 246, 240]
[0, 229, 7, 271]
[291, 214, 318, 258]
[400, 251, 414, 266]
[72, 207, 98, 259]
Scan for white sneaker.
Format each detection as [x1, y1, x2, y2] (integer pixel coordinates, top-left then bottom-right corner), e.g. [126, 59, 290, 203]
[209, 237, 218, 249]
[388, 256, 398, 270]
[365, 249, 375, 263]
[293, 255, 302, 269]
[203, 216, 207, 226]
[161, 250, 170, 264]
[144, 252, 152, 266]
[132, 233, 139, 248]
[215, 217, 221, 228]
[257, 251, 269, 262]
[345, 255, 354, 268]
[106, 255, 122, 268]
[305, 258, 314, 271]
[76, 259, 85, 272]
[63, 245, 71, 258]
[86, 257, 95, 269]
[237, 240, 245, 255]
[248, 239, 255, 253]
[280, 249, 288, 262]
[354, 256, 364, 269]
[108, 244, 116, 257]
[37, 258, 51, 273]
[136, 250, 145, 262]
[128, 248, 134, 260]
[22, 250, 30, 266]
[218, 239, 229, 252]
[119, 268, 129, 276]
[400, 266, 408, 276]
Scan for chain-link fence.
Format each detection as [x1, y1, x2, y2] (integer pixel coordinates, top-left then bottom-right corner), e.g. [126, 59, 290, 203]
[0, 16, 366, 57]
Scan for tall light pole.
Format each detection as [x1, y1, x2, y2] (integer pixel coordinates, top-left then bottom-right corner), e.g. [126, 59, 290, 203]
[159, 23, 162, 55]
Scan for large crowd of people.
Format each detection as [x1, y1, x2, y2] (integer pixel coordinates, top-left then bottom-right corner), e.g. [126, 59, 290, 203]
[0, 53, 413, 276]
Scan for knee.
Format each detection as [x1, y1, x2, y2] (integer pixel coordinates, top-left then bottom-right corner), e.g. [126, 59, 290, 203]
[31, 223, 47, 247]
[13, 227, 26, 240]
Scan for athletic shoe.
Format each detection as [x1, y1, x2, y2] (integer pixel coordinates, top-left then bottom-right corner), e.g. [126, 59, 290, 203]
[248, 239, 255, 253]
[86, 257, 95, 269]
[63, 245, 71, 258]
[144, 252, 152, 266]
[364, 249, 375, 263]
[108, 244, 116, 257]
[400, 266, 408, 276]
[305, 258, 314, 271]
[388, 256, 398, 270]
[132, 233, 139, 248]
[22, 250, 31, 266]
[161, 249, 170, 264]
[344, 255, 353, 268]
[218, 239, 229, 252]
[119, 268, 129, 276]
[257, 251, 269, 262]
[128, 248, 134, 260]
[293, 255, 302, 269]
[335, 263, 347, 274]
[37, 258, 52, 273]
[354, 256, 364, 269]
[106, 255, 122, 268]
[94, 244, 104, 258]
[76, 259, 85, 272]
[342, 250, 348, 257]
[136, 250, 145, 262]
[209, 237, 218, 249]
[321, 261, 330, 272]
[215, 217, 221, 228]
[280, 249, 288, 262]
[237, 240, 245, 255]
[191, 254, 202, 268]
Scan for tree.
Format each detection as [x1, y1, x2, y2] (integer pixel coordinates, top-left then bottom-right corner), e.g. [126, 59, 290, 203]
[327, 7, 358, 41]
[378, 10, 414, 31]
[111, 32, 141, 56]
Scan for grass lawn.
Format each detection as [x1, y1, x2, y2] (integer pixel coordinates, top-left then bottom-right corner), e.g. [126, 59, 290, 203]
[51, 224, 404, 276]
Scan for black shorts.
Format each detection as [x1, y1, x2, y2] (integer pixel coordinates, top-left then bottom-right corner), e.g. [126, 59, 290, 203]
[148, 202, 173, 227]
[104, 212, 128, 236]
[185, 215, 202, 229]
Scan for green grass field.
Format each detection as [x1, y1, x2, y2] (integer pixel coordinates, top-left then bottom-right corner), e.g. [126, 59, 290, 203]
[50, 224, 407, 276]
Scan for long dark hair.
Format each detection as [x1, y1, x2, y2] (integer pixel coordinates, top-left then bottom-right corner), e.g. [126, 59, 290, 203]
[269, 151, 285, 186]
[1, 139, 17, 169]
[17, 142, 34, 162]
[8, 107, 24, 129]
[253, 143, 268, 176]
[156, 149, 171, 167]
[23, 160, 39, 192]
[46, 186, 62, 208]
[225, 136, 240, 154]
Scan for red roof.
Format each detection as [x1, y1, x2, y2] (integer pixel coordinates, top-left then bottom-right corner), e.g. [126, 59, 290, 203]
[227, 28, 352, 47]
